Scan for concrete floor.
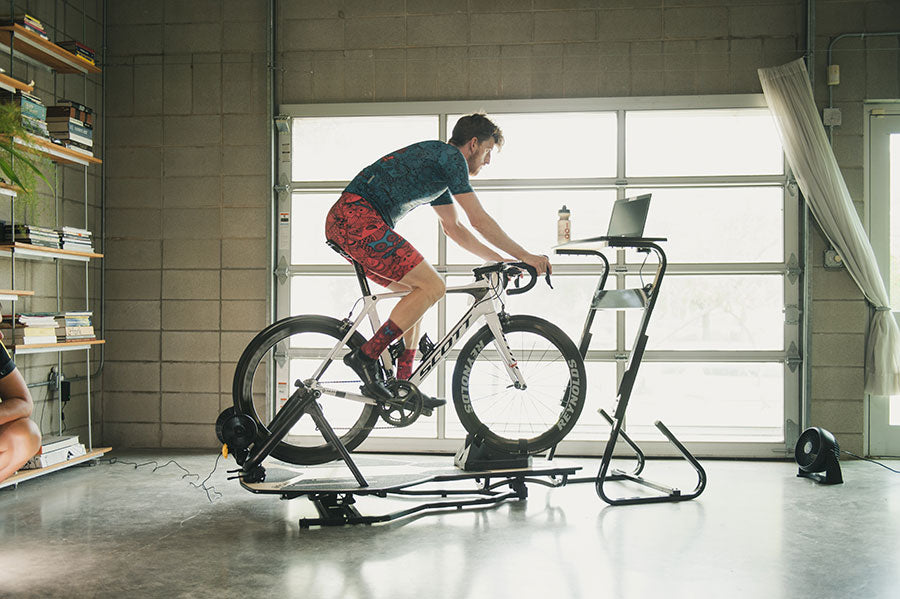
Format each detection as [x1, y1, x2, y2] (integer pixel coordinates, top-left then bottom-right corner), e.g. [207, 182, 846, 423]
[1, 451, 898, 599]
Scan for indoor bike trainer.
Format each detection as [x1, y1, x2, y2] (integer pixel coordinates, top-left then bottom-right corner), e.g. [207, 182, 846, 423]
[555, 232, 707, 506]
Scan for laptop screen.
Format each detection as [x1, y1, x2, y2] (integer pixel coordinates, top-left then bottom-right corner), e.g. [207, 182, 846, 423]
[606, 194, 651, 238]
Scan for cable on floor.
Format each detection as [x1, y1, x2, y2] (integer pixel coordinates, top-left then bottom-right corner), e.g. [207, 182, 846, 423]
[841, 450, 900, 474]
[101, 454, 224, 502]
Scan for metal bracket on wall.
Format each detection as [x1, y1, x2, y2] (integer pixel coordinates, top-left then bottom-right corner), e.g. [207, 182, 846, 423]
[274, 115, 291, 133]
[784, 341, 802, 373]
[275, 172, 290, 204]
[274, 256, 290, 285]
[786, 254, 801, 284]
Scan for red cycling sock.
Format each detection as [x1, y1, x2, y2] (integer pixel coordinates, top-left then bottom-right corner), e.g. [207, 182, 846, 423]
[361, 319, 403, 360]
[397, 349, 417, 380]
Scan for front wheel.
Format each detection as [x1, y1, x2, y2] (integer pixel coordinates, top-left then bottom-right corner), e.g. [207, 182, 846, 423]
[452, 315, 587, 454]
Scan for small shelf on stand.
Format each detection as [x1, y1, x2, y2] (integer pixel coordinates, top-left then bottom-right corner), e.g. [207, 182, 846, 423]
[0, 447, 112, 490]
[0, 24, 101, 74]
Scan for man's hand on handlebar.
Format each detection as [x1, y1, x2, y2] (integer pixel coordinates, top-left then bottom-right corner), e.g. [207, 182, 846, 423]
[521, 253, 552, 276]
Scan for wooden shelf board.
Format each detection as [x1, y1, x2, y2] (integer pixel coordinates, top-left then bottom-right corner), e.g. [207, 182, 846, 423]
[0, 181, 22, 194]
[0, 447, 111, 489]
[15, 134, 101, 166]
[0, 242, 103, 260]
[0, 24, 100, 75]
[0, 71, 33, 93]
[12, 339, 104, 352]
[0, 288, 34, 296]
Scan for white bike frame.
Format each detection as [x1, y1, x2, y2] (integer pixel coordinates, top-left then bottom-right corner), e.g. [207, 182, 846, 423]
[306, 270, 527, 404]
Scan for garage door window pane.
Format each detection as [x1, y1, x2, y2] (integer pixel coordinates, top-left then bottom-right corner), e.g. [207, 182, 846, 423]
[628, 275, 784, 351]
[292, 116, 438, 181]
[626, 109, 783, 177]
[631, 187, 784, 263]
[447, 189, 616, 264]
[627, 362, 784, 442]
[448, 112, 617, 179]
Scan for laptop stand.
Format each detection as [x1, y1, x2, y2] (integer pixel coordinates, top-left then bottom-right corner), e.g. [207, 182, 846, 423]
[555, 236, 707, 505]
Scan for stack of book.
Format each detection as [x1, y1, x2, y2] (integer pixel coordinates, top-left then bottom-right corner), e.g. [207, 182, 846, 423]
[55, 311, 95, 341]
[56, 40, 95, 65]
[58, 226, 94, 252]
[2, 313, 59, 346]
[22, 435, 86, 470]
[3, 223, 60, 248]
[1, 13, 49, 40]
[0, 89, 49, 138]
[47, 100, 93, 155]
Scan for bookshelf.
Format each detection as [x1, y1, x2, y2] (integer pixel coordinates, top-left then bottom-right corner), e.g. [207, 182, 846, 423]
[0, 71, 33, 94]
[1, 11, 103, 487]
[0, 24, 100, 74]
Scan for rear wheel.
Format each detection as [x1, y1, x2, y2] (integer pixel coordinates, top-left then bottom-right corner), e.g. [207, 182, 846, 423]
[452, 315, 586, 454]
[232, 315, 379, 465]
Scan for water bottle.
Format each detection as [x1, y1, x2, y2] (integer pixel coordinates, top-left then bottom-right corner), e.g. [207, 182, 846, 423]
[557, 205, 571, 244]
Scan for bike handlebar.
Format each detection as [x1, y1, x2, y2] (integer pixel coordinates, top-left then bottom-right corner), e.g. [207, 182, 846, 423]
[503, 262, 553, 295]
[472, 261, 553, 295]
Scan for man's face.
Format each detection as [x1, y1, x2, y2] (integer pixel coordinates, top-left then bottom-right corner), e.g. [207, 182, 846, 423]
[466, 138, 495, 176]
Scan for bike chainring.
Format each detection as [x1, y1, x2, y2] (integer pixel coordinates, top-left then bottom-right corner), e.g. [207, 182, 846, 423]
[379, 379, 424, 427]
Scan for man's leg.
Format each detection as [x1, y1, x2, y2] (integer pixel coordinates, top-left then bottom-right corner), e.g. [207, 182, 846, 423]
[0, 418, 41, 482]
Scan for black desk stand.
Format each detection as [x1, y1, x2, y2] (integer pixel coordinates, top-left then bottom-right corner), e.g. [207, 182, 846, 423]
[556, 236, 707, 505]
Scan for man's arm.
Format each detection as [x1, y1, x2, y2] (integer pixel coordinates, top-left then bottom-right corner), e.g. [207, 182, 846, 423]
[439, 192, 551, 274]
[0, 369, 34, 426]
[433, 202, 506, 262]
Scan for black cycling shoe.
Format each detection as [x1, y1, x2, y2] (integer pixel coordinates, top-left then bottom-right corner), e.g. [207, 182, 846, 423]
[343, 348, 392, 401]
[418, 393, 446, 410]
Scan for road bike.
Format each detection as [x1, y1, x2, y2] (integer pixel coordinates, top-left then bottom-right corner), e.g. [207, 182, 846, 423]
[217, 254, 587, 481]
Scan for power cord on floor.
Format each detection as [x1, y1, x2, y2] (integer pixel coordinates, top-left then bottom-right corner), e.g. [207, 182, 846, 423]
[101, 454, 224, 502]
[841, 450, 900, 474]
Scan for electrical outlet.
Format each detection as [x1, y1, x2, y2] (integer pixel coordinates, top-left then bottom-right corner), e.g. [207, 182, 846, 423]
[823, 108, 842, 126]
[824, 248, 844, 269]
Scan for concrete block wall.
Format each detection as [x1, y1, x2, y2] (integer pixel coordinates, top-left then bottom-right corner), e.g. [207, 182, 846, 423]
[0, 1, 103, 447]
[101, 0, 897, 454]
[103, 0, 269, 448]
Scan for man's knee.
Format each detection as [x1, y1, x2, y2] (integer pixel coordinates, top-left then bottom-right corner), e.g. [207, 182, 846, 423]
[8, 418, 42, 456]
[24, 419, 41, 455]
[422, 274, 446, 304]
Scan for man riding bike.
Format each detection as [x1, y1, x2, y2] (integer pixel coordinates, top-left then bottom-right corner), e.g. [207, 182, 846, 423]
[325, 113, 552, 407]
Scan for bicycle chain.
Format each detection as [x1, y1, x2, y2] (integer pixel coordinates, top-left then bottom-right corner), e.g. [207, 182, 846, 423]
[314, 379, 426, 430]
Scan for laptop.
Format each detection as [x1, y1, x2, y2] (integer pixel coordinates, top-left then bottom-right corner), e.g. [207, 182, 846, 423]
[606, 193, 652, 239]
[554, 193, 665, 248]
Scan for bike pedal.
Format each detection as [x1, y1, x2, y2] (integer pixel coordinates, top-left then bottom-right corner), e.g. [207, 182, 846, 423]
[421, 406, 433, 417]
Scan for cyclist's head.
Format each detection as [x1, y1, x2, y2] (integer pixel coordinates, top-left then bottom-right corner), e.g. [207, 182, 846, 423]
[449, 113, 504, 150]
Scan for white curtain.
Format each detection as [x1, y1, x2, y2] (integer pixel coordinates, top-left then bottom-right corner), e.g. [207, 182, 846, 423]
[758, 58, 900, 396]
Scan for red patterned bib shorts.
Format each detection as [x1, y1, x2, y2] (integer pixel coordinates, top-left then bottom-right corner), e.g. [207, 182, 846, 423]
[325, 192, 425, 288]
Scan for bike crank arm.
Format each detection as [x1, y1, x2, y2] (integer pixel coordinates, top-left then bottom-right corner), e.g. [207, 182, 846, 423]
[307, 381, 379, 405]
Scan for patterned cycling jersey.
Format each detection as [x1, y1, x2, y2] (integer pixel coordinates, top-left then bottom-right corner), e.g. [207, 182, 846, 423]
[343, 140, 473, 227]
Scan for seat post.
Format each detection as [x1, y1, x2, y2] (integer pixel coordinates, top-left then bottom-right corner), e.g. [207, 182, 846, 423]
[353, 260, 371, 296]
[327, 240, 372, 296]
